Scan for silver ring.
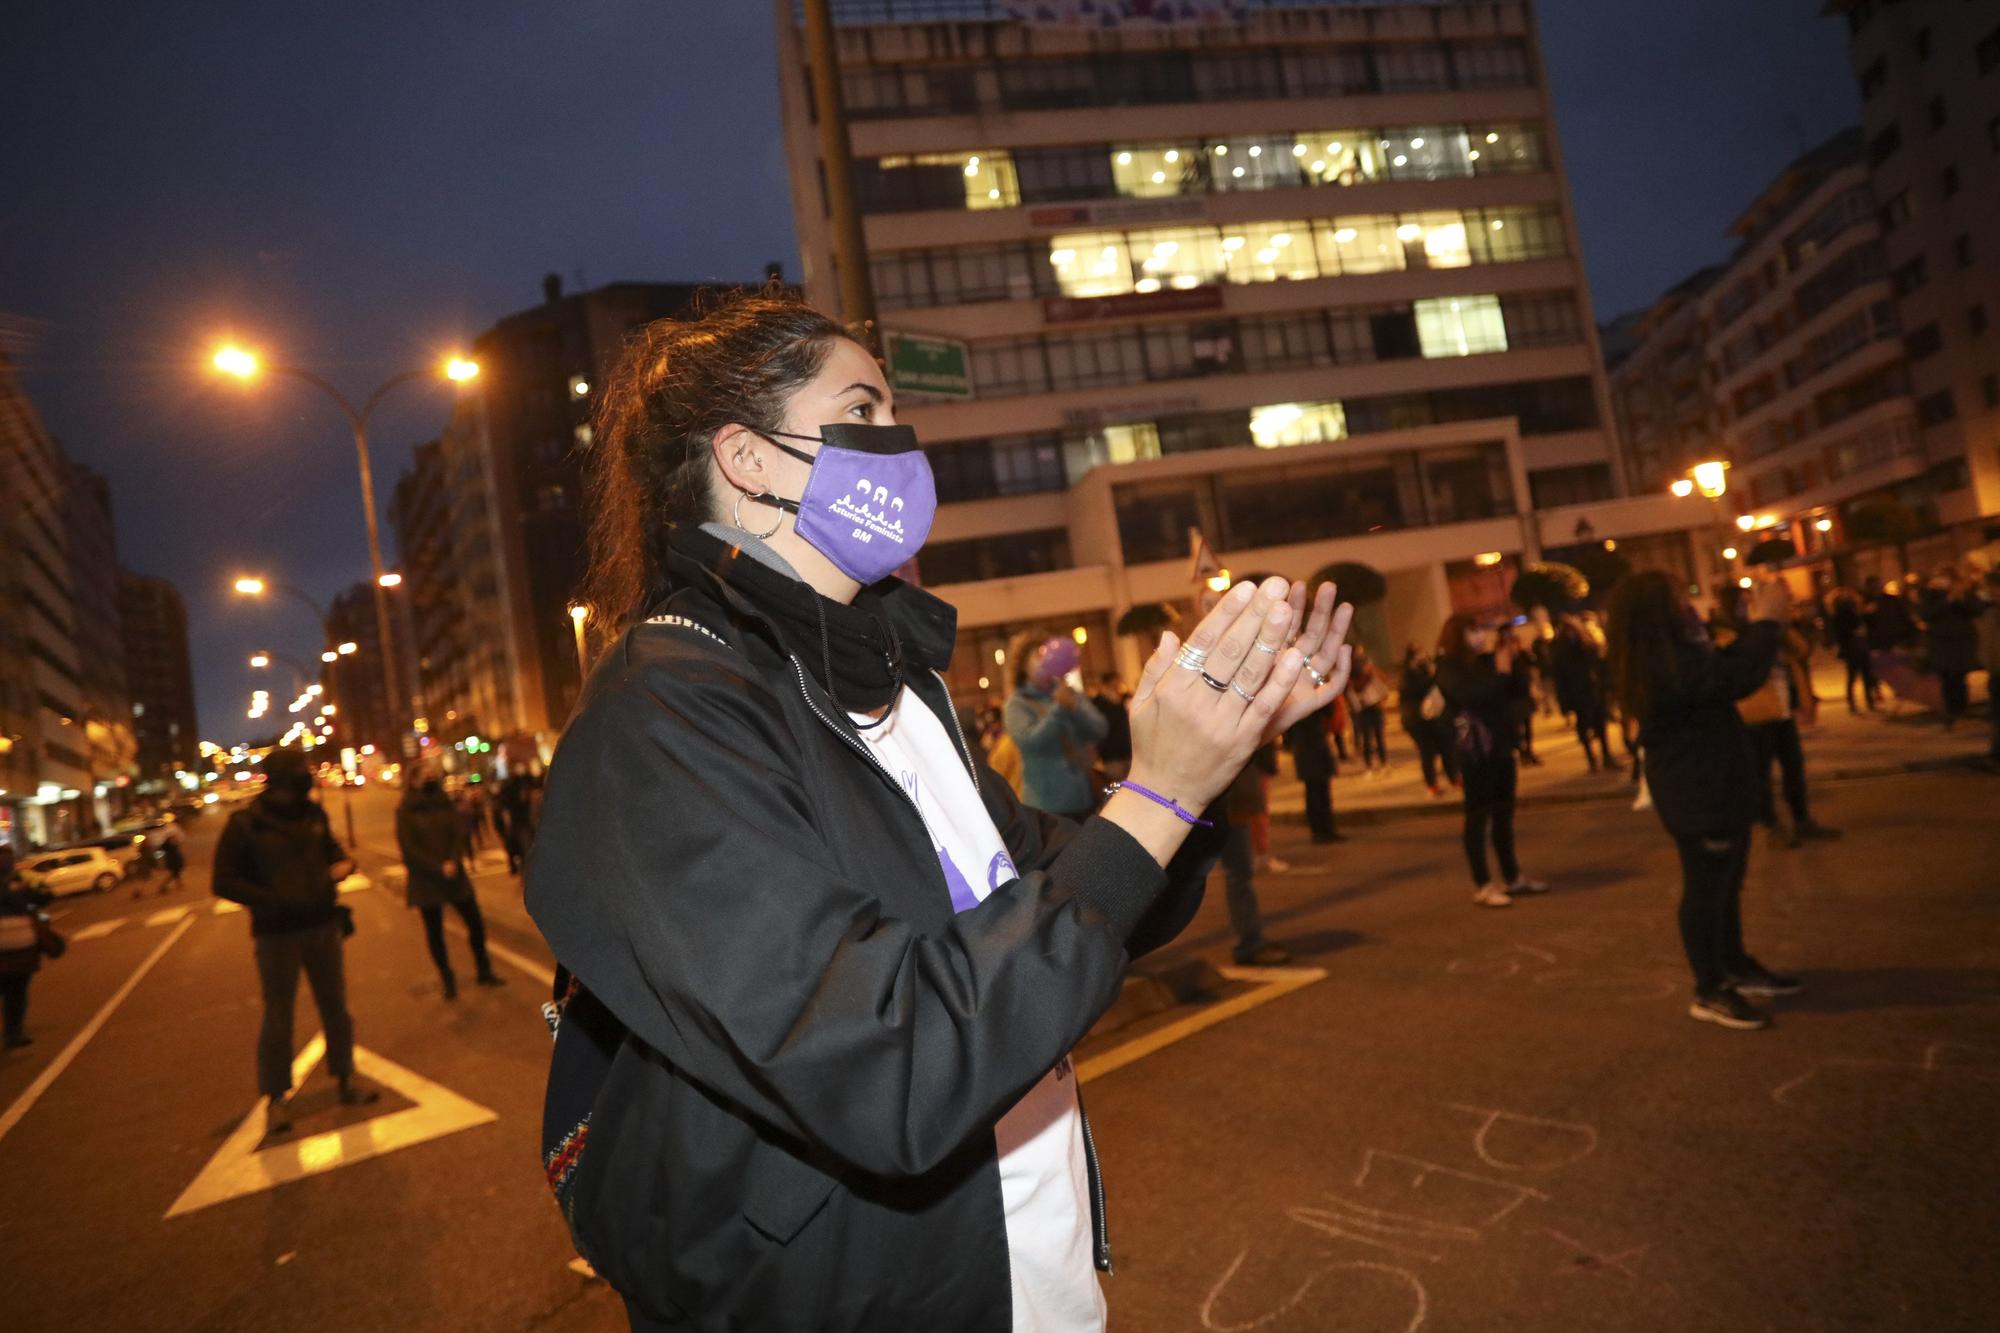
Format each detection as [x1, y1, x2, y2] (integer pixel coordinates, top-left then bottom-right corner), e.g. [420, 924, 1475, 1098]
[1253, 640, 1280, 655]
[1199, 671, 1232, 692]
[1173, 646, 1206, 672]
[1230, 680, 1257, 702]
[1303, 661, 1329, 687]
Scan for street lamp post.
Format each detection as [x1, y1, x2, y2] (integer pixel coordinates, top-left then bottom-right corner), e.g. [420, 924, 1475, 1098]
[213, 348, 478, 755]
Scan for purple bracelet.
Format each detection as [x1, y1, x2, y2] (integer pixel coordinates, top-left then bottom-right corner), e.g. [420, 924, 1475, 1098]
[1106, 781, 1213, 828]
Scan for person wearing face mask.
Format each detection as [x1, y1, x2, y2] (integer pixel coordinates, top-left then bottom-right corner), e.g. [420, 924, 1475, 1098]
[397, 771, 505, 1000]
[523, 294, 1356, 1332]
[211, 747, 376, 1132]
[1607, 571, 1801, 1031]
[1005, 635, 1108, 818]
[1434, 614, 1549, 909]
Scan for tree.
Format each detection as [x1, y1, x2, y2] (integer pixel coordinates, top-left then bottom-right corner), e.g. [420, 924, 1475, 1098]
[1307, 560, 1388, 605]
[1510, 561, 1589, 612]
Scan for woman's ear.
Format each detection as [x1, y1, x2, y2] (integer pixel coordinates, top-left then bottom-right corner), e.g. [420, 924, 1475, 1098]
[712, 423, 771, 497]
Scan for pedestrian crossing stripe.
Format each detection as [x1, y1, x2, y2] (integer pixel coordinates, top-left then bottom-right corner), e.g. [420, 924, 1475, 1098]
[164, 1032, 499, 1219]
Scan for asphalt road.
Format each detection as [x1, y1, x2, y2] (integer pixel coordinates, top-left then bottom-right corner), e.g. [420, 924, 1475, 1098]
[2, 767, 1995, 1331]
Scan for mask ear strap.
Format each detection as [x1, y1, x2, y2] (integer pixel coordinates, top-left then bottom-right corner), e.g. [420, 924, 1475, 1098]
[753, 430, 819, 466]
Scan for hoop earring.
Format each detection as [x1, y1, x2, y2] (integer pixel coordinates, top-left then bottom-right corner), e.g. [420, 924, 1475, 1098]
[733, 488, 784, 540]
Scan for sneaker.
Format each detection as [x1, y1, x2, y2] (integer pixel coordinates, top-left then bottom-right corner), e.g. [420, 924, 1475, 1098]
[1262, 856, 1292, 874]
[1472, 884, 1513, 908]
[1689, 989, 1771, 1030]
[1507, 876, 1550, 896]
[1796, 821, 1842, 841]
[1236, 943, 1294, 967]
[1729, 963, 1803, 997]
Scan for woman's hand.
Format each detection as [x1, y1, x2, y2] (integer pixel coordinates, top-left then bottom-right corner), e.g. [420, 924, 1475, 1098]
[1261, 581, 1356, 742]
[1122, 577, 1318, 813]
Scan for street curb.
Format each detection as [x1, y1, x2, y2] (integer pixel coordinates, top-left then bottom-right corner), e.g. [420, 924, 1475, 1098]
[1272, 753, 1990, 828]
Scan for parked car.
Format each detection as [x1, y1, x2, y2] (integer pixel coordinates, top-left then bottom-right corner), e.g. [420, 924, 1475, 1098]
[18, 846, 124, 896]
[81, 831, 150, 869]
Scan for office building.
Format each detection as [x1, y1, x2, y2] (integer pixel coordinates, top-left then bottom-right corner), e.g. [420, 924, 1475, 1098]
[117, 571, 198, 783]
[773, 0, 1694, 694]
[322, 581, 400, 754]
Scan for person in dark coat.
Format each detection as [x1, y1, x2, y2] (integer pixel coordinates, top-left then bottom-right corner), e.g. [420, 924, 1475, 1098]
[1862, 576, 1920, 652]
[212, 747, 376, 1131]
[1435, 614, 1548, 908]
[1919, 572, 1982, 725]
[1398, 643, 1458, 797]
[1283, 711, 1340, 843]
[1217, 747, 1292, 965]
[1828, 588, 1877, 713]
[397, 774, 503, 1000]
[1607, 570, 1798, 1031]
[1549, 617, 1614, 772]
[0, 844, 56, 1049]
[159, 835, 186, 891]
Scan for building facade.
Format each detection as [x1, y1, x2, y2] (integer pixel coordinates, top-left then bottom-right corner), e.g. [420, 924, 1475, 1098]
[117, 571, 198, 783]
[1831, 0, 2000, 537]
[1, 350, 93, 850]
[61, 461, 140, 826]
[774, 0, 1666, 695]
[392, 277, 715, 755]
[321, 581, 399, 754]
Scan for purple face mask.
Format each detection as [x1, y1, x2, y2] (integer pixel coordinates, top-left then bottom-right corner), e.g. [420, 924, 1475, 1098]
[756, 423, 937, 586]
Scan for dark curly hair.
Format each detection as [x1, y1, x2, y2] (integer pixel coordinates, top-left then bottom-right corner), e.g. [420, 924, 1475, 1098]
[582, 290, 864, 625]
[1603, 569, 1684, 725]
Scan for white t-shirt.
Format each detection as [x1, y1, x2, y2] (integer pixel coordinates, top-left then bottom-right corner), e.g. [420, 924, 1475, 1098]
[852, 693, 1105, 1333]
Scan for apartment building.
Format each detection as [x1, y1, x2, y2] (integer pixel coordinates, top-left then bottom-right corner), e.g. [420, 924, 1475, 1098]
[774, 0, 1693, 695]
[61, 461, 140, 825]
[116, 572, 198, 786]
[1602, 267, 1721, 498]
[0, 350, 93, 849]
[1830, 0, 2000, 550]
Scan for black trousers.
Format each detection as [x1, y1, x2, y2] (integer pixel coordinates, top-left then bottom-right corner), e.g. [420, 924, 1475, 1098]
[1573, 705, 1611, 768]
[1354, 707, 1387, 766]
[420, 895, 492, 980]
[1939, 671, 1970, 721]
[1672, 828, 1753, 995]
[1751, 719, 1810, 827]
[1842, 654, 1878, 711]
[1461, 755, 1519, 888]
[254, 922, 354, 1098]
[1, 971, 29, 1040]
[1302, 777, 1337, 840]
[1414, 727, 1459, 789]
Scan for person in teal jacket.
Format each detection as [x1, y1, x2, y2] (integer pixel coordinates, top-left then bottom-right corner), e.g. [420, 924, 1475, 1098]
[1003, 637, 1108, 816]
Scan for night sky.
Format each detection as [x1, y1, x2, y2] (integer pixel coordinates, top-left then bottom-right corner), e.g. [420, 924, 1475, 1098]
[2, 1, 1858, 746]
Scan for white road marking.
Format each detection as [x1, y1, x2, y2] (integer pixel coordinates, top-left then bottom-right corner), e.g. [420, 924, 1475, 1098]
[0, 915, 196, 1147]
[67, 919, 128, 942]
[1076, 965, 1328, 1085]
[165, 1032, 499, 1218]
[144, 906, 192, 927]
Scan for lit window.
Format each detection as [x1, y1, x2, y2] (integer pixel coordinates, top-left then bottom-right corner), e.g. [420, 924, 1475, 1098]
[1249, 401, 1348, 448]
[1110, 143, 1201, 198]
[1413, 295, 1509, 358]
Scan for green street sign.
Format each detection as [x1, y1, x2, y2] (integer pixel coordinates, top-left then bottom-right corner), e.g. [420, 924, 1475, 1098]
[883, 331, 974, 400]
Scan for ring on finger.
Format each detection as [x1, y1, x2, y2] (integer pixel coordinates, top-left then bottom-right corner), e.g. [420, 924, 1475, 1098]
[1230, 680, 1257, 702]
[1303, 661, 1329, 687]
[1252, 640, 1280, 655]
[1174, 645, 1209, 671]
[1199, 671, 1232, 692]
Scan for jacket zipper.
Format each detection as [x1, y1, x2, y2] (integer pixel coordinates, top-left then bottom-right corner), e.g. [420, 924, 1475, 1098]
[788, 657, 1109, 1280]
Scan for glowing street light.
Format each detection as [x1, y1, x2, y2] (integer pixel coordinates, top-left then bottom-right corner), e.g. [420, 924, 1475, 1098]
[337, 641, 358, 655]
[1691, 461, 1728, 499]
[1723, 547, 1739, 561]
[445, 357, 481, 383]
[1735, 515, 1758, 532]
[1815, 517, 1834, 533]
[249, 653, 270, 669]
[213, 345, 259, 378]
[1206, 569, 1233, 593]
[1670, 479, 1695, 498]
[378, 572, 404, 588]
[233, 576, 266, 596]
[321, 651, 339, 664]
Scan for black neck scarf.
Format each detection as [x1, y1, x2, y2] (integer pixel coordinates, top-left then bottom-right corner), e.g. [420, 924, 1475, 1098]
[664, 526, 908, 719]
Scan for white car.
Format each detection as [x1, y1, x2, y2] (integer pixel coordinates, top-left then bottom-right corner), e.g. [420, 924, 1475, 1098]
[19, 847, 124, 897]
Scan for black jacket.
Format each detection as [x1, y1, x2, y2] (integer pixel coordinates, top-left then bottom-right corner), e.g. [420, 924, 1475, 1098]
[1435, 653, 1525, 765]
[396, 788, 472, 909]
[524, 533, 1219, 1331]
[1637, 621, 1781, 838]
[211, 794, 347, 936]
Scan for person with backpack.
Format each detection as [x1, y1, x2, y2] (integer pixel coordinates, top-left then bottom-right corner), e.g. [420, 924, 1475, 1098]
[522, 294, 1356, 1331]
[1435, 614, 1549, 909]
[1606, 571, 1801, 1030]
[0, 843, 63, 1049]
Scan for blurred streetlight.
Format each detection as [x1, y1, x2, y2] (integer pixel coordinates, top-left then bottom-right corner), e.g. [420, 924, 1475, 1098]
[233, 576, 266, 596]
[321, 651, 338, 664]
[337, 641, 358, 655]
[1735, 515, 1757, 532]
[249, 653, 270, 669]
[568, 603, 591, 672]
[207, 340, 479, 744]
[378, 571, 404, 588]
[1670, 479, 1695, 498]
[1691, 461, 1728, 499]
[1206, 569, 1233, 593]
